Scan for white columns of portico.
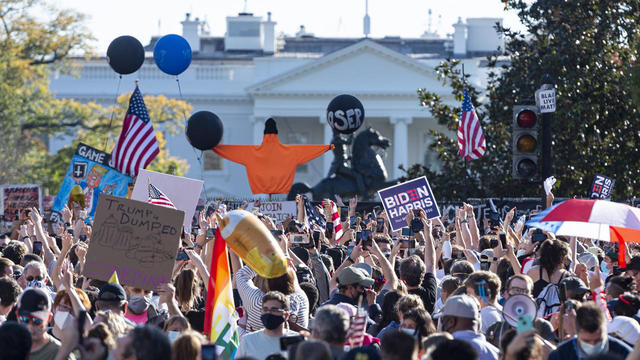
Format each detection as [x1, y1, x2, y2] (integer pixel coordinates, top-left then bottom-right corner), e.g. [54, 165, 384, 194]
[253, 116, 264, 145]
[390, 117, 413, 179]
[320, 114, 332, 177]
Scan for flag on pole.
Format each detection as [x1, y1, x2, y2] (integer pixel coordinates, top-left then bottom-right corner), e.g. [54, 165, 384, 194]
[347, 303, 368, 348]
[457, 88, 486, 160]
[203, 228, 239, 360]
[110, 86, 159, 176]
[148, 183, 176, 209]
[303, 195, 326, 228]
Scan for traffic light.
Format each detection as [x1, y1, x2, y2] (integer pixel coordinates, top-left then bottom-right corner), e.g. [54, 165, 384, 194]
[512, 105, 539, 180]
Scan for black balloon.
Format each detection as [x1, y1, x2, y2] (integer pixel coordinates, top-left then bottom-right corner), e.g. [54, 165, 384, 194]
[186, 111, 224, 150]
[326, 94, 365, 134]
[106, 36, 145, 75]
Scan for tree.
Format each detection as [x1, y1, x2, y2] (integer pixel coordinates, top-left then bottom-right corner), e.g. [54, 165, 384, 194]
[412, 0, 640, 201]
[0, 0, 190, 192]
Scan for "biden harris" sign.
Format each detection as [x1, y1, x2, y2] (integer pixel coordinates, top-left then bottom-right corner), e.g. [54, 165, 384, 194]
[378, 176, 441, 231]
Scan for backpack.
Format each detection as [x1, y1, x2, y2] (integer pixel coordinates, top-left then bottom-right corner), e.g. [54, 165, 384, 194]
[536, 281, 561, 318]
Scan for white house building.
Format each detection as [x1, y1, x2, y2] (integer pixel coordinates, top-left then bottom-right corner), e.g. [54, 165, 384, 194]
[49, 12, 503, 198]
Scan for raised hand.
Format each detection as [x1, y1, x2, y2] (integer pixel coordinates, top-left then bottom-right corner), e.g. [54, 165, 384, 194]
[61, 205, 72, 224]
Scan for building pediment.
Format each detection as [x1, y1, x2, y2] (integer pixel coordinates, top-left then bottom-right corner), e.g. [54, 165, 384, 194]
[247, 39, 444, 97]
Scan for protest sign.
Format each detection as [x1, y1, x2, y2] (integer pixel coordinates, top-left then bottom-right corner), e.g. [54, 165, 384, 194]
[83, 194, 184, 290]
[250, 200, 296, 224]
[378, 176, 440, 231]
[131, 169, 203, 232]
[52, 143, 131, 222]
[0, 184, 42, 222]
[590, 174, 614, 199]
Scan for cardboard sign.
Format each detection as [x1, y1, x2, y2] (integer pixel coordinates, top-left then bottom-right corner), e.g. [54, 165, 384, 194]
[0, 185, 42, 222]
[378, 176, 440, 231]
[52, 143, 131, 222]
[590, 174, 614, 199]
[250, 201, 297, 224]
[131, 169, 203, 232]
[83, 194, 184, 290]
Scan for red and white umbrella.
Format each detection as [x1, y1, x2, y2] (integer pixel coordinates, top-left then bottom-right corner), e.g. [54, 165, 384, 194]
[526, 199, 640, 266]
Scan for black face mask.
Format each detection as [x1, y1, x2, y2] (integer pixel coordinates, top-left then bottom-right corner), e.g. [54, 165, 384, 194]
[261, 313, 285, 330]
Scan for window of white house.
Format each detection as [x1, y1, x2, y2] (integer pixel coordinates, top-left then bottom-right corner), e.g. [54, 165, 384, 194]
[203, 151, 223, 171]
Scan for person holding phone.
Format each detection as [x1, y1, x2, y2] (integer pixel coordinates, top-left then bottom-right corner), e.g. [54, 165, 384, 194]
[236, 291, 298, 359]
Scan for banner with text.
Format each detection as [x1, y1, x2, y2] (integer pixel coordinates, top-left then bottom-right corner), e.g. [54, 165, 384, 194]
[1, 184, 42, 222]
[378, 176, 440, 231]
[590, 174, 614, 199]
[250, 201, 297, 224]
[83, 194, 185, 290]
[52, 143, 131, 223]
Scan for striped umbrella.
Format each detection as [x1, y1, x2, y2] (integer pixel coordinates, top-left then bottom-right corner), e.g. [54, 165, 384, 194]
[526, 199, 640, 267]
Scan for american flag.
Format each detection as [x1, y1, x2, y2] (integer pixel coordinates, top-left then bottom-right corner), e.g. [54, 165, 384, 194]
[323, 199, 344, 241]
[303, 195, 325, 228]
[347, 305, 368, 348]
[457, 88, 486, 160]
[148, 183, 176, 209]
[110, 86, 159, 176]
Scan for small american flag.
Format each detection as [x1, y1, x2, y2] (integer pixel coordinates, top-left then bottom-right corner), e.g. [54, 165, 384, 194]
[110, 86, 159, 176]
[323, 199, 344, 241]
[347, 305, 368, 348]
[457, 88, 486, 160]
[148, 183, 176, 209]
[303, 195, 325, 228]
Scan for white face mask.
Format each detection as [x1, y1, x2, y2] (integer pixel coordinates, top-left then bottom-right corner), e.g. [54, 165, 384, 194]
[168, 330, 181, 343]
[517, 249, 527, 257]
[54, 311, 72, 329]
[579, 339, 606, 356]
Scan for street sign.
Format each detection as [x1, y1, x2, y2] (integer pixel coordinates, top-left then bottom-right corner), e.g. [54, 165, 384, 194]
[535, 89, 556, 113]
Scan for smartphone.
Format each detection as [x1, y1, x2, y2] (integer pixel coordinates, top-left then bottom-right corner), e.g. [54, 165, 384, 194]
[77, 309, 87, 346]
[499, 232, 507, 248]
[401, 228, 413, 237]
[325, 223, 333, 238]
[340, 206, 349, 222]
[206, 228, 215, 238]
[488, 211, 501, 228]
[350, 216, 357, 230]
[79, 234, 87, 242]
[280, 334, 305, 351]
[176, 249, 189, 261]
[532, 229, 546, 243]
[290, 233, 310, 245]
[271, 229, 283, 238]
[356, 231, 363, 242]
[312, 230, 321, 242]
[33, 241, 43, 254]
[67, 229, 74, 236]
[410, 218, 424, 233]
[401, 239, 416, 249]
[201, 344, 217, 360]
[347, 246, 354, 256]
[362, 230, 373, 249]
[490, 239, 499, 248]
[516, 314, 534, 334]
[376, 218, 385, 233]
[413, 209, 421, 217]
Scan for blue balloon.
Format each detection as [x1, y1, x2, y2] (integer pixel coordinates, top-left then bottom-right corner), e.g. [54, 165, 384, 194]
[153, 34, 192, 76]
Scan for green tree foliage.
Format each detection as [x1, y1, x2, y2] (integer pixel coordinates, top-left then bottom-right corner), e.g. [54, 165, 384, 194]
[412, 0, 640, 200]
[0, 0, 190, 192]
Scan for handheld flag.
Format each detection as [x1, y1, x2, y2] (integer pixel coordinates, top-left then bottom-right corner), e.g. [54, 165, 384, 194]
[203, 228, 239, 360]
[148, 183, 176, 209]
[110, 86, 159, 176]
[323, 199, 344, 241]
[457, 88, 486, 160]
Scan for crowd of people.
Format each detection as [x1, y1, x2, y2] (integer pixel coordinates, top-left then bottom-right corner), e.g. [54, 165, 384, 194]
[2, 190, 640, 360]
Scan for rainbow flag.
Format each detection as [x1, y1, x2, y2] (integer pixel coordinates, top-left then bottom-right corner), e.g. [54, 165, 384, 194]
[204, 228, 239, 360]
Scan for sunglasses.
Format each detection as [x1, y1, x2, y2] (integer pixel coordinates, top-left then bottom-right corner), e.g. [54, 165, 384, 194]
[19, 315, 45, 326]
[26, 275, 44, 282]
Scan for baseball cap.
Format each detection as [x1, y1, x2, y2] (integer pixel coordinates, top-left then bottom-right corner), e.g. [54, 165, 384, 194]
[17, 288, 51, 319]
[559, 277, 590, 296]
[626, 256, 640, 271]
[354, 263, 373, 277]
[433, 295, 479, 319]
[338, 267, 374, 287]
[608, 316, 640, 345]
[480, 249, 494, 261]
[98, 282, 127, 302]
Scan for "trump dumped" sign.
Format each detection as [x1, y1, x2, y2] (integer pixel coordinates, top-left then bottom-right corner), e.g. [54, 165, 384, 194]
[378, 176, 441, 231]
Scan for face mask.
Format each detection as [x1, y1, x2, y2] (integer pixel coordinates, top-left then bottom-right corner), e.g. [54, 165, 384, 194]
[128, 294, 151, 314]
[167, 330, 181, 343]
[579, 340, 606, 356]
[517, 249, 526, 257]
[27, 280, 46, 289]
[261, 313, 286, 330]
[401, 327, 419, 338]
[54, 311, 72, 329]
[600, 262, 609, 273]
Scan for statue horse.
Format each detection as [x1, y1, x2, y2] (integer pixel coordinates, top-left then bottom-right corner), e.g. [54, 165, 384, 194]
[287, 127, 398, 200]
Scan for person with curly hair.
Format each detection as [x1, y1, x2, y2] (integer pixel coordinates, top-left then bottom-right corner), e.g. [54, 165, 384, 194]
[526, 240, 570, 298]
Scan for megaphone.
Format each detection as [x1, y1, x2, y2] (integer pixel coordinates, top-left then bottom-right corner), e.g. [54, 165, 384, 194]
[502, 294, 537, 328]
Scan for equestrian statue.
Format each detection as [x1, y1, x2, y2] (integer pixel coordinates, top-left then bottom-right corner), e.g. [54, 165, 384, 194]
[287, 127, 398, 200]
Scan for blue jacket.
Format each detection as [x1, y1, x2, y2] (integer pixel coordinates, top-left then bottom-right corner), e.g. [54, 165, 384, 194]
[547, 336, 631, 360]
